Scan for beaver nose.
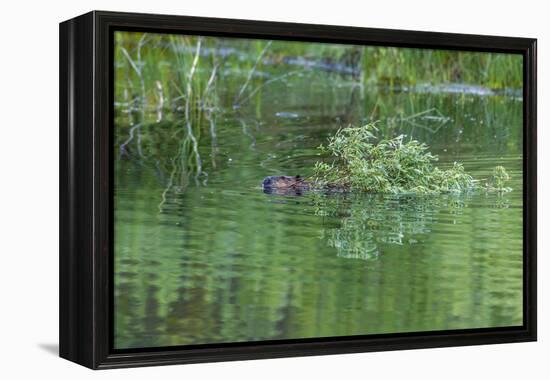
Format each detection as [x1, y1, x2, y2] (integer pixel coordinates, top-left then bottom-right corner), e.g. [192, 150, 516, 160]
[262, 177, 273, 188]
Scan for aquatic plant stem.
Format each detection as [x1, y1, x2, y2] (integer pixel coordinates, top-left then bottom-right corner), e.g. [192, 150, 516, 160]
[119, 33, 148, 157]
[235, 69, 307, 107]
[155, 80, 164, 122]
[185, 38, 204, 182]
[119, 123, 143, 158]
[201, 63, 219, 108]
[234, 40, 272, 104]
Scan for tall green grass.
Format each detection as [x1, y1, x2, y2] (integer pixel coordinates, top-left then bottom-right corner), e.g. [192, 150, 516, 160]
[361, 46, 522, 88]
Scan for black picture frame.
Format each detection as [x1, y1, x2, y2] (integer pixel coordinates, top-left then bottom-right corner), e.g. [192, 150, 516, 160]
[59, 10, 537, 369]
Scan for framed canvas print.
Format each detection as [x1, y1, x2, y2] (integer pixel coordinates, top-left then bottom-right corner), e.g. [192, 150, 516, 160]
[59, 11, 537, 369]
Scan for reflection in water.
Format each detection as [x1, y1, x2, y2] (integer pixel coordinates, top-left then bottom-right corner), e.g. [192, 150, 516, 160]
[314, 193, 459, 260]
[313, 191, 516, 261]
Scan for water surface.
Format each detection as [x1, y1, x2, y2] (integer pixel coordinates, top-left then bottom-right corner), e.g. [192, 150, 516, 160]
[114, 64, 523, 349]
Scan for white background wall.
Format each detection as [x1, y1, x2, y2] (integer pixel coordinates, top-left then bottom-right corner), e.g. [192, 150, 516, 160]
[0, 0, 546, 378]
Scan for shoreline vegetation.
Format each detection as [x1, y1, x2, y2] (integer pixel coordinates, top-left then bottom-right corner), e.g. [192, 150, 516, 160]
[311, 124, 511, 194]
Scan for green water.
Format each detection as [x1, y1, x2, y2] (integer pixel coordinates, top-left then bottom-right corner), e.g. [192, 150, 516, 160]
[113, 48, 523, 349]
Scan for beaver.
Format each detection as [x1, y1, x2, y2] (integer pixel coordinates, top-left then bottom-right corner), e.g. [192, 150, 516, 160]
[262, 175, 311, 195]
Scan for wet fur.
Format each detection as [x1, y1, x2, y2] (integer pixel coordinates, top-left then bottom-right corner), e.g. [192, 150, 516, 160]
[262, 175, 311, 195]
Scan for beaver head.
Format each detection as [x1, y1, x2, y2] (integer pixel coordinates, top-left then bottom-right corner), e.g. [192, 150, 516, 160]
[262, 175, 310, 195]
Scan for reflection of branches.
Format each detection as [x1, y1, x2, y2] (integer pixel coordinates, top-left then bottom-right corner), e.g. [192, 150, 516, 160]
[240, 119, 256, 150]
[158, 38, 206, 210]
[158, 129, 191, 212]
[184, 38, 204, 183]
[155, 80, 164, 122]
[158, 111, 220, 212]
[207, 112, 219, 169]
[201, 63, 219, 108]
[119, 123, 143, 158]
[119, 34, 148, 157]
[158, 160, 177, 212]
[312, 193, 468, 260]
[313, 190, 513, 261]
